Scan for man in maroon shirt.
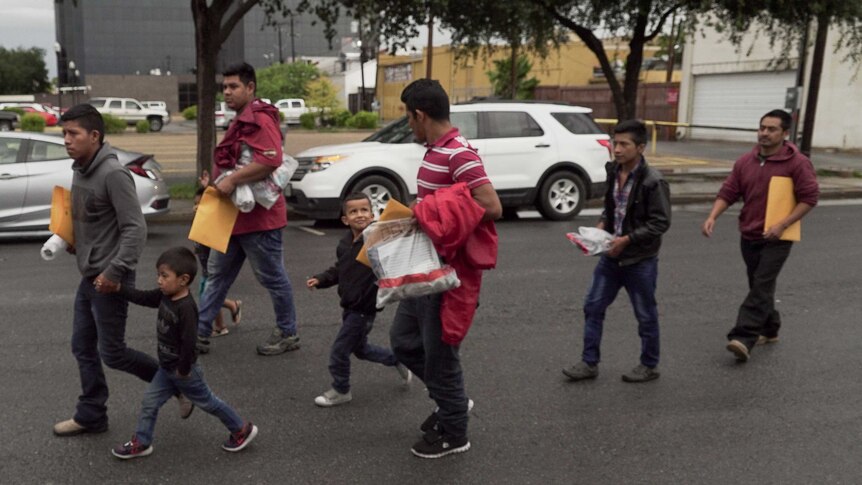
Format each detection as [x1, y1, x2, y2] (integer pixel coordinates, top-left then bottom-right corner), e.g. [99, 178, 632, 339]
[702, 109, 819, 362]
[196, 62, 300, 356]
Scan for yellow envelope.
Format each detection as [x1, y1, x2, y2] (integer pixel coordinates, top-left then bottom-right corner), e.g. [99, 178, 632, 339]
[357, 198, 413, 267]
[188, 187, 239, 253]
[49, 186, 74, 246]
[765, 176, 800, 241]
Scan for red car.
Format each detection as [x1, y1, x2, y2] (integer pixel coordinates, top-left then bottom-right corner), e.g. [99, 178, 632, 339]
[0, 103, 59, 126]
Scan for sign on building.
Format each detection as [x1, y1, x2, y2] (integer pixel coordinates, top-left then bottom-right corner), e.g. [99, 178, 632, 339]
[385, 64, 413, 83]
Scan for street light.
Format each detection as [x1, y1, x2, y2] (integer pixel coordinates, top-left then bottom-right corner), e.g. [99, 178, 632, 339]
[54, 42, 65, 112]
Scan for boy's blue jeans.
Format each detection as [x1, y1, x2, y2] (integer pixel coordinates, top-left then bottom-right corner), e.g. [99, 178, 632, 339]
[198, 228, 297, 337]
[329, 310, 397, 394]
[72, 272, 159, 429]
[581, 255, 660, 368]
[135, 364, 243, 446]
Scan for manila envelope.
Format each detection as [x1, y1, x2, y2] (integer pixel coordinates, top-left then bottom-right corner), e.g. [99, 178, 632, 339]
[188, 186, 239, 253]
[357, 198, 413, 267]
[49, 186, 74, 246]
[765, 176, 801, 241]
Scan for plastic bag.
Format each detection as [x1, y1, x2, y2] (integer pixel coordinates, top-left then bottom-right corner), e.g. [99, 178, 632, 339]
[362, 218, 460, 307]
[214, 170, 255, 213]
[234, 145, 298, 210]
[566, 227, 614, 256]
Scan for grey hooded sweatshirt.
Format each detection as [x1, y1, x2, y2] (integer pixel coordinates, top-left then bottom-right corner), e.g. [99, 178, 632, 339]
[71, 142, 146, 281]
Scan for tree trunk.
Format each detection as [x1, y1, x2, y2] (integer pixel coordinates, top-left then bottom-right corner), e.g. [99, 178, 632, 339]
[800, 12, 829, 157]
[426, 14, 434, 79]
[509, 43, 519, 99]
[192, 1, 219, 178]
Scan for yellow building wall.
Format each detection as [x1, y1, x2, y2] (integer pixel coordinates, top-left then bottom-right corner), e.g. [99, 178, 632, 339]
[376, 41, 679, 121]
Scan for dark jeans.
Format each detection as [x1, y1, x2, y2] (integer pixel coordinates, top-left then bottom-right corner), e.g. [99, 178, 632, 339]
[72, 272, 159, 428]
[198, 228, 298, 337]
[329, 310, 397, 394]
[135, 364, 243, 446]
[582, 255, 660, 368]
[727, 238, 793, 349]
[390, 293, 469, 439]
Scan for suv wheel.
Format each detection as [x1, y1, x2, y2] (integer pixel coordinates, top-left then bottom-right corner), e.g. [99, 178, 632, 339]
[350, 175, 402, 219]
[148, 117, 163, 132]
[0, 120, 11, 131]
[537, 171, 586, 220]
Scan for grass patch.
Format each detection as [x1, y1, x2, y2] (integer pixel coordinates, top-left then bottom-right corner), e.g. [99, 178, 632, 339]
[170, 182, 199, 200]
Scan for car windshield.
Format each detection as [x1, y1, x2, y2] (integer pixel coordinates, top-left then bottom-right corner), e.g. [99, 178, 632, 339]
[363, 116, 415, 144]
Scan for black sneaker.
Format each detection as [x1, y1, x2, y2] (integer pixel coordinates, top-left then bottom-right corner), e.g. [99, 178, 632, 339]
[621, 364, 660, 383]
[562, 362, 598, 381]
[111, 436, 153, 460]
[196, 336, 210, 354]
[411, 431, 470, 459]
[222, 422, 258, 452]
[420, 399, 474, 433]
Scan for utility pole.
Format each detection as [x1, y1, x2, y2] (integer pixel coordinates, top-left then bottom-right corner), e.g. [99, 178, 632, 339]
[800, 12, 829, 157]
[278, 26, 284, 63]
[426, 13, 434, 79]
[359, 17, 365, 112]
[290, 14, 296, 63]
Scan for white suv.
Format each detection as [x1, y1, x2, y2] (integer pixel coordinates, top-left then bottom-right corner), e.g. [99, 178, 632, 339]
[287, 101, 612, 220]
[87, 97, 170, 132]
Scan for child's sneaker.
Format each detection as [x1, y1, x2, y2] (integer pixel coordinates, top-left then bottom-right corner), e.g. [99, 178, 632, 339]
[395, 363, 412, 385]
[111, 436, 153, 460]
[222, 422, 258, 452]
[314, 388, 352, 407]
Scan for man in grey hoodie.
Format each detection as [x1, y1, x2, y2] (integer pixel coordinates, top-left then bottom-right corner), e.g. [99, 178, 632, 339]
[53, 105, 189, 437]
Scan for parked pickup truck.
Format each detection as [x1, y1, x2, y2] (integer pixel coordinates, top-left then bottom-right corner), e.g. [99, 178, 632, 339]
[87, 97, 171, 132]
[0, 110, 18, 131]
[275, 98, 309, 124]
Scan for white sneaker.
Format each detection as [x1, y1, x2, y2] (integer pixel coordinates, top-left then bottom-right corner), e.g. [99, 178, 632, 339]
[395, 362, 412, 385]
[314, 388, 352, 407]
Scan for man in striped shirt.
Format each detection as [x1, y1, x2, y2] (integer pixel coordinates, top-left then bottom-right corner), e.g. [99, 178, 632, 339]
[392, 79, 501, 459]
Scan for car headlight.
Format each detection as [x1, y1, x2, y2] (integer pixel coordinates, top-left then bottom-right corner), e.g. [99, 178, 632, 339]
[310, 154, 347, 172]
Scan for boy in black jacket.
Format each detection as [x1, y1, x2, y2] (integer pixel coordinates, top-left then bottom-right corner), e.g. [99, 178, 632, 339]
[110, 247, 258, 459]
[307, 193, 411, 407]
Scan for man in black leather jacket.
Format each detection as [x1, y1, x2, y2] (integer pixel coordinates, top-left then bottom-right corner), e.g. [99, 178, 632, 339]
[563, 120, 671, 384]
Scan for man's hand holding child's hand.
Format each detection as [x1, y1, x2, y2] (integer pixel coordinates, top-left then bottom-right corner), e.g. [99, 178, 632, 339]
[306, 277, 319, 290]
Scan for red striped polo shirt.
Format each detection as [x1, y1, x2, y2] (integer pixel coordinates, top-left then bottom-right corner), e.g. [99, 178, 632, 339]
[416, 127, 490, 202]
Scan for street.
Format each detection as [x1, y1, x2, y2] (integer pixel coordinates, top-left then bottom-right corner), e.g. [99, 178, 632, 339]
[0, 204, 859, 484]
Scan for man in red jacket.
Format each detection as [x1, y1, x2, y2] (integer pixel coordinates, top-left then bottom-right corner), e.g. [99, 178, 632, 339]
[702, 109, 819, 362]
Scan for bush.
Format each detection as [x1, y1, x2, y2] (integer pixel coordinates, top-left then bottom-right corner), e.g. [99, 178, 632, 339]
[277, 110, 285, 122]
[332, 109, 352, 127]
[103, 114, 127, 134]
[182, 105, 197, 120]
[299, 112, 316, 129]
[20, 113, 46, 132]
[346, 111, 378, 129]
[135, 120, 150, 133]
[3, 107, 25, 117]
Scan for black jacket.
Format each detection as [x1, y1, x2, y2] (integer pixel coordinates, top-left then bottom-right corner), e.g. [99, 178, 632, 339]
[313, 231, 378, 314]
[600, 159, 671, 266]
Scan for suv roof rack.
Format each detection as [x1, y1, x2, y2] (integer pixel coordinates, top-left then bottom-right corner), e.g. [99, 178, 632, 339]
[455, 97, 573, 106]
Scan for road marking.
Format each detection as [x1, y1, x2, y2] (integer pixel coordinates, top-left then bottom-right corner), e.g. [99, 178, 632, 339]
[294, 226, 326, 236]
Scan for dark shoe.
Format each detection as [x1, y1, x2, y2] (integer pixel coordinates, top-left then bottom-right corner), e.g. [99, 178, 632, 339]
[562, 362, 598, 381]
[222, 422, 259, 452]
[411, 431, 470, 459]
[726, 339, 750, 362]
[256, 328, 300, 356]
[756, 335, 779, 346]
[621, 364, 660, 383]
[395, 362, 413, 385]
[196, 336, 210, 354]
[420, 399, 474, 433]
[176, 394, 194, 419]
[111, 436, 153, 460]
[53, 419, 108, 437]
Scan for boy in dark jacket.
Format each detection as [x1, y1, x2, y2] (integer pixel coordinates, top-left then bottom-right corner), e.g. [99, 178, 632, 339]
[110, 247, 258, 459]
[307, 193, 411, 407]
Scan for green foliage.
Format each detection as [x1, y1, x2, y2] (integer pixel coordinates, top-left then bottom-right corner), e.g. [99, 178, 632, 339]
[135, 120, 150, 133]
[182, 105, 198, 120]
[299, 112, 316, 129]
[102, 114, 127, 134]
[20, 113, 45, 132]
[256, 62, 321, 101]
[0, 47, 50, 94]
[306, 78, 342, 113]
[333, 109, 352, 127]
[487, 54, 540, 99]
[346, 111, 378, 129]
[277, 110, 285, 122]
[169, 182, 198, 200]
[3, 107, 25, 116]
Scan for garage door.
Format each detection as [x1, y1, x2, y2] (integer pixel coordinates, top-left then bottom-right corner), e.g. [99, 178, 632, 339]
[691, 71, 795, 142]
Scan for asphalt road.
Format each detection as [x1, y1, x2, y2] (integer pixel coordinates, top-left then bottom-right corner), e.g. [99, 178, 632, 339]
[0, 204, 859, 484]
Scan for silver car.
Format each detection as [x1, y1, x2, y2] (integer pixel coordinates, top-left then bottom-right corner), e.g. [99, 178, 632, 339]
[0, 132, 170, 237]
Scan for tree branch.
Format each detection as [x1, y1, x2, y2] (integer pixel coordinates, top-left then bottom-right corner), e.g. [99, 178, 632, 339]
[218, 0, 260, 47]
[645, 3, 681, 42]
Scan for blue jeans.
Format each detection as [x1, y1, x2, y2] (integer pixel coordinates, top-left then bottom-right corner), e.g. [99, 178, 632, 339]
[135, 364, 243, 446]
[329, 311, 397, 394]
[198, 229, 297, 337]
[581, 255, 660, 368]
[390, 293, 469, 439]
[72, 272, 159, 429]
